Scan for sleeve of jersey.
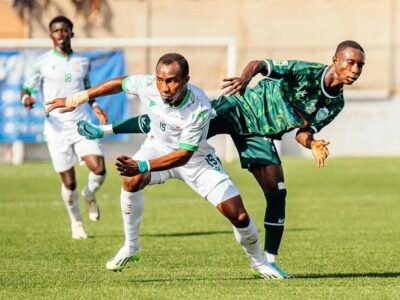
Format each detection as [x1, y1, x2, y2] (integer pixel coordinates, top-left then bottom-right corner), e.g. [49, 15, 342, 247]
[178, 110, 212, 152]
[264, 59, 299, 80]
[121, 75, 142, 95]
[22, 59, 41, 94]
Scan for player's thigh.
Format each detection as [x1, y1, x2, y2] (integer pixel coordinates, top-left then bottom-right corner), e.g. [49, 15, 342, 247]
[177, 153, 238, 206]
[47, 139, 77, 173]
[233, 135, 281, 169]
[74, 137, 103, 159]
[249, 164, 284, 192]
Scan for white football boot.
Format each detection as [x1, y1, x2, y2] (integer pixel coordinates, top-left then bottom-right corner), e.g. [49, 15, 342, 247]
[251, 262, 286, 279]
[106, 246, 141, 272]
[71, 222, 88, 240]
[264, 252, 294, 279]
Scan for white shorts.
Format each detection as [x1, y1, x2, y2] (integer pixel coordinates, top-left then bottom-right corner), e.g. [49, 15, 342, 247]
[133, 137, 240, 206]
[47, 134, 103, 173]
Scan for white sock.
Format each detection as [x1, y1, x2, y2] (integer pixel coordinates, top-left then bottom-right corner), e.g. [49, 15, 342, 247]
[84, 171, 106, 198]
[120, 188, 144, 254]
[233, 218, 266, 267]
[61, 184, 82, 223]
[265, 251, 276, 263]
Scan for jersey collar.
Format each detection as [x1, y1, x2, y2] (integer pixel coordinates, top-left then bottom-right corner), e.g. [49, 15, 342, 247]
[52, 48, 74, 58]
[320, 66, 342, 99]
[171, 88, 191, 109]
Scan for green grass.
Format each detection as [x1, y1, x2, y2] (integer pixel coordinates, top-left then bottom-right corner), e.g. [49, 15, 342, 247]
[0, 157, 399, 299]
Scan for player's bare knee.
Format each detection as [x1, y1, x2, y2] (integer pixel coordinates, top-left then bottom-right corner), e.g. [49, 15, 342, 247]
[64, 181, 76, 191]
[90, 160, 106, 175]
[92, 165, 106, 175]
[232, 211, 250, 228]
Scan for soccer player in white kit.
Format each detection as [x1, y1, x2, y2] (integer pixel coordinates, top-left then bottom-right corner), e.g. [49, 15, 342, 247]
[21, 16, 108, 240]
[46, 53, 286, 279]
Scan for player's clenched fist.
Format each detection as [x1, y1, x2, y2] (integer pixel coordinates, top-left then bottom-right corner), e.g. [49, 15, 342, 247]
[311, 140, 330, 168]
[21, 94, 36, 109]
[115, 155, 140, 177]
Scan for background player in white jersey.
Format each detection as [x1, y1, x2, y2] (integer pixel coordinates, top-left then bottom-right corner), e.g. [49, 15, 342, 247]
[46, 53, 286, 279]
[21, 16, 108, 240]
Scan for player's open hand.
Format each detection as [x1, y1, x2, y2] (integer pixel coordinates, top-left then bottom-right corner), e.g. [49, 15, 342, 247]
[115, 155, 140, 177]
[222, 76, 251, 96]
[311, 140, 330, 168]
[45, 97, 76, 113]
[92, 105, 108, 125]
[22, 95, 36, 110]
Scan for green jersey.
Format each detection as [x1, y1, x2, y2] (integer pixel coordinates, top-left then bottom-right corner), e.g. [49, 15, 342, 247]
[216, 59, 344, 138]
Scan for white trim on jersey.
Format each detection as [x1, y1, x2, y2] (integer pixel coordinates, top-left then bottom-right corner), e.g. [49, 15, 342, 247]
[264, 59, 272, 78]
[320, 67, 337, 99]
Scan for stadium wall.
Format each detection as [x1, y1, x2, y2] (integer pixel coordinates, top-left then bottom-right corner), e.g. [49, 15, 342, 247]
[1, 0, 400, 160]
[19, 0, 400, 94]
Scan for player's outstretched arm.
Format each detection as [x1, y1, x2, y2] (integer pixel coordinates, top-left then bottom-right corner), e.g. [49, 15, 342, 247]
[115, 149, 193, 177]
[77, 115, 151, 140]
[296, 128, 330, 168]
[46, 76, 127, 113]
[222, 60, 268, 96]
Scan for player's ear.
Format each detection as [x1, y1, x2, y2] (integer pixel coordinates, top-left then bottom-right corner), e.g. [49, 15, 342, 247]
[332, 55, 337, 64]
[71, 31, 75, 38]
[184, 75, 190, 84]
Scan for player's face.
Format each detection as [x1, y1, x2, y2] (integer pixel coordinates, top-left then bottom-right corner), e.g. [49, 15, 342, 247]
[333, 47, 365, 85]
[49, 22, 73, 52]
[156, 62, 189, 107]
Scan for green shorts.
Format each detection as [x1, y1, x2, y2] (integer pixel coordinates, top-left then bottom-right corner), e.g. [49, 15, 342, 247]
[231, 134, 281, 169]
[208, 98, 281, 169]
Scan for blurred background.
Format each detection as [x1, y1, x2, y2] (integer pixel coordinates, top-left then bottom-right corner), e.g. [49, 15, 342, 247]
[0, 0, 399, 163]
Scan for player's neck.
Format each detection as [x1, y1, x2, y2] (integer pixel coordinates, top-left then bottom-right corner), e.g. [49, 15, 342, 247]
[323, 65, 343, 95]
[169, 88, 190, 108]
[53, 47, 73, 57]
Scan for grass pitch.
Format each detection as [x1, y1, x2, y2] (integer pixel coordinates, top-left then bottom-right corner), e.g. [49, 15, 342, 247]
[0, 157, 399, 299]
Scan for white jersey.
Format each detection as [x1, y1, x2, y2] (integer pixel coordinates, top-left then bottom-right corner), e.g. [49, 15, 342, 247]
[122, 75, 215, 158]
[23, 49, 91, 141]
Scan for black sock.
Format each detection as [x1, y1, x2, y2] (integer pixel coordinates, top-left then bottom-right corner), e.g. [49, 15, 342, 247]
[264, 189, 286, 255]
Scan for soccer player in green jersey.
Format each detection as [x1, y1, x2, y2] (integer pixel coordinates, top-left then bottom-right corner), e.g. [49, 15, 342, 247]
[76, 40, 365, 278]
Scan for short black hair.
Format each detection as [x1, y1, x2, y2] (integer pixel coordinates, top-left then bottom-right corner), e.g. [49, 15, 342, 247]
[335, 40, 364, 55]
[49, 16, 73, 31]
[156, 53, 189, 78]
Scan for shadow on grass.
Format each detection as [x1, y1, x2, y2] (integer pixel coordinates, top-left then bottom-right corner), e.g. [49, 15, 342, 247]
[296, 272, 400, 279]
[141, 230, 232, 237]
[126, 272, 400, 283]
[140, 228, 315, 238]
[127, 276, 254, 283]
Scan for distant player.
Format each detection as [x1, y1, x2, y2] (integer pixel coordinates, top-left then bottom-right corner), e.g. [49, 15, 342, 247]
[21, 16, 108, 240]
[75, 40, 365, 278]
[46, 53, 290, 279]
